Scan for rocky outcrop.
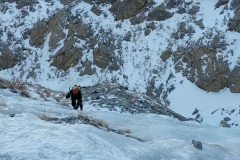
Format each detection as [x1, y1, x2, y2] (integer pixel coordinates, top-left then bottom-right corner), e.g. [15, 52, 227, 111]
[51, 38, 82, 70]
[81, 83, 188, 121]
[215, 0, 230, 8]
[172, 21, 196, 39]
[91, 5, 102, 16]
[166, 0, 184, 9]
[229, 66, 240, 93]
[110, 0, 148, 20]
[48, 10, 69, 50]
[28, 8, 93, 71]
[29, 9, 68, 49]
[93, 45, 120, 71]
[230, 0, 240, 9]
[0, 0, 38, 9]
[29, 21, 49, 47]
[228, 9, 240, 33]
[127, 3, 173, 25]
[0, 44, 17, 70]
[166, 0, 199, 16]
[79, 60, 96, 76]
[147, 4, 173, 21]
[93, 47, 111, 69]
[84, 0, 117, 4]
[172, 45, 231, 92]
[68, 19, 93, 40]
[228, 0, 240, 32]
[160, 50, 172, 62]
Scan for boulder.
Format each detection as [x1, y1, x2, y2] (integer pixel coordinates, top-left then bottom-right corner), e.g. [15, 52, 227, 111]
[220, 120, 231, 128]
[192, 140, 203, 150]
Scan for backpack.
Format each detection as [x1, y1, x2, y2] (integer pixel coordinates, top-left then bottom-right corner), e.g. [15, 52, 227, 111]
[72, 85, 81, 94]
[72, 85, 81, 91]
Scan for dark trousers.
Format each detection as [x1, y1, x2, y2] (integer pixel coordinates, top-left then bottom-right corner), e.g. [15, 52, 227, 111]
[71, 98, 82, 109]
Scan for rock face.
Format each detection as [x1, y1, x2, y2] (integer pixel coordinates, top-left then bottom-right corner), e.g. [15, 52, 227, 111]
[110, 0, 148, 20]
[93, 46, 119, 70]
[228, 0, 240, 32]
[215, 0, 230, 8]
[51, 38, 83, 70]
[27, 8, 93, 71]
[228, 9, 240, 32]
[164, 8, 240, 93]
[147, 4, 173, 21]
[29, 22, 49, 47]
[0, 0, 39, 9]
[230, 0, 240, 9]
[171, 45, 231, 92]
[0, 44, 17, 70]
[161, 50, 172, 62]
[1, 0, 240, 107]
[229, 66, 240, 93]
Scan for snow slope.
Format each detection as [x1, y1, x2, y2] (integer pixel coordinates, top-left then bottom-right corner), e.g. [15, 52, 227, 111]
[0, 88, 240, 160]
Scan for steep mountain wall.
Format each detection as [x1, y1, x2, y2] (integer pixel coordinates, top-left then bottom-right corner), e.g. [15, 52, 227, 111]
[0, 0, 240, 105]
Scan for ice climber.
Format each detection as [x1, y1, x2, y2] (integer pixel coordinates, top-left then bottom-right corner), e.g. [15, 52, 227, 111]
[66, 85, 83, 110]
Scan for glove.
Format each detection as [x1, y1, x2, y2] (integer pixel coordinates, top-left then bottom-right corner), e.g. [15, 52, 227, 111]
[66, 92, 70, 98]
